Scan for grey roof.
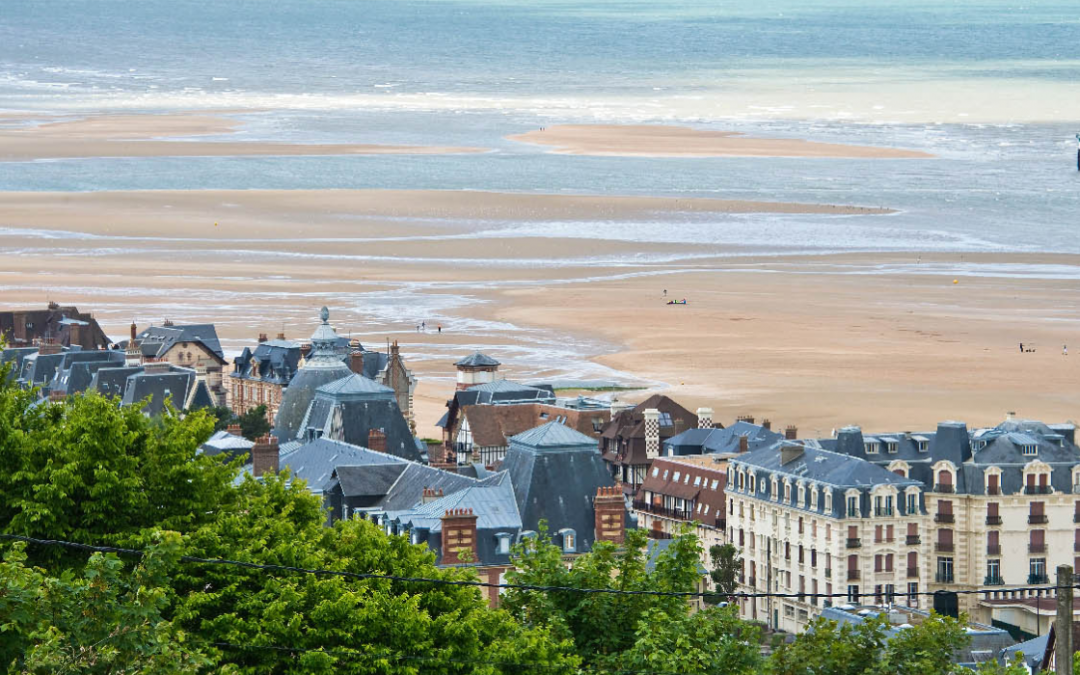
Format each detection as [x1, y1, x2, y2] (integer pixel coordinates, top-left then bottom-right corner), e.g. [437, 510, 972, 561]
[456, 352, 500, 368]
[510, 421, 599, 451]
[200, 430, 254, 462]
[503, 422, 617, 552]
[231, 340, 301, 385]
[119, 367, 196, 416]
[346, 350, 389, 380]
[136, 324, 224, 360]
[277, 438, 403, 493]
[335, 463, 411, 498]
[90, 366, 144, 398]
[187, 380, 215, 410]
[664, 422, 783, 456]
[1001, 633, 1048, 670]
[316, 373, 394, 400]
[645, 538, 708, 574]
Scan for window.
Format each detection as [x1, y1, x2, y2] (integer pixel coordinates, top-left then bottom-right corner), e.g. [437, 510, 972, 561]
[673, 472, 681, 482]
[693, 475, 701, 487]
[662, 470, 669, 480]
[684, 474, 690, 485]
[496, 533, 512, 555]
[1030, 558, 1047, 583]
[703, 505, 709, 515]
[711, 479, 719, 490]
[811, 488, 819, 509]
[847, 585, 860, 603]
[907, 582, 919, 607]
[784, 483, 791, 502]
[824, 491, 833, 512]
[987, 559, 1001, 584]
[865, 442, 878, 454]
[560, 529, 577, 553]
[887, 442, 898, 454]
[846, 495, 859, 518]
[907, 551, 918, 574]
[1022, 444, 1037, 456]
[658, 412, 673, 426]
[906, 492, 918, 515]
[652, 467, 659, 477]
[917, 440, 928, 452]
[937, 557, 953, 583]
[885, 554, 894, 572]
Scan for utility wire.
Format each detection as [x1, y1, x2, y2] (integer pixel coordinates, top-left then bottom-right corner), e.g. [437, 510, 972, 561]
[2, 532, 1075, 601]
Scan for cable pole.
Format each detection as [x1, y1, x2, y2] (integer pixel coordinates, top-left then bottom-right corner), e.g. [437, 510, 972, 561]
[1056, 564, 1073, 675]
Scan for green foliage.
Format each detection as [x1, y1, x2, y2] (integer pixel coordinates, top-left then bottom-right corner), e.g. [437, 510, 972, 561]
[0, 532, 208, 674]
[171, 473, 576, 674]
[707, 542, 742, 600]
[503, 524, 735, 673]
[237, 404, 271, 440]
[206, 405, 236, 432]
[621, 605, 762, 675]
[0, 388, 237, 567]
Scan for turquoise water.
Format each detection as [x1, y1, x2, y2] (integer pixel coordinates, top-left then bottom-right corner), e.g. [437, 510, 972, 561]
[1, 0, 1078, 256]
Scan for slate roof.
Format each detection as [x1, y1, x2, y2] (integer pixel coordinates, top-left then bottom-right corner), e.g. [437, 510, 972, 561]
[0, 305, 110, 349]
[600, 395, 698, 466]
[136, 324, 224, 361]
[664, 422, 780, 457]
[90, 366, 144, 398]
[456, 352, 500, 368]
[200, 430, 254, 462]
[119, 367, 196, 416]
[276, 438, 403, 494]
[230, 340, 301, 385]
[460, 403, 609, 448]
[316, 373, 394, 400]
[503, 422, 618, 552]
[51, 351, 127, 395]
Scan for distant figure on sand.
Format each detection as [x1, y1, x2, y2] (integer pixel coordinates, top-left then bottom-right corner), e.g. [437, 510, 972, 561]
[1065, 345, 1069, 356]
[1020, 342, 1023, 353]
[438, 325, 442, 333]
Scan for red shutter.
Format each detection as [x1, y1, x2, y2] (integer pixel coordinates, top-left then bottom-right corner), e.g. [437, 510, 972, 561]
[1031, 501, 1045, 516]
[988, 531, 999, 547]
[987, 502, 999, 517]
[848, 555, 858, 571]
[907, 551, 917, 569]
[938, 470, 952, 486]
[1031, 530, 1045, 546]
[907, 522, 918, 536]
[939, 500, 953, 514]
[939, 529, 953, 545]
[1040, 473, 1048, 487]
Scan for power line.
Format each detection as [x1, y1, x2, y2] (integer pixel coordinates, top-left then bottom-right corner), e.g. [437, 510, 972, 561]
[2, 532, 1076, 601]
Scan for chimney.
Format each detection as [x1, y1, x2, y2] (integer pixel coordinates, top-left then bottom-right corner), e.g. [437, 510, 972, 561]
[252, 435, 279, 477]
[440, 508, 478, 565]
[349, 351, 365, 376]
[594, 486, 626, 545]
[780, 442, 804, 465]
[762, 418, 772, 431]
[276, 332, 286, 340]
[130, 321, 137, 342]
[47, 301, 59, 310]
[390, 340, 400, 357]
[367, 428, 387, 453]
[143, 360, 171, 375]
[37, 339, 62, 356]
[422, 487, 445, 504]
[736, 415, 755, 425]
[610, 399, 632, 417]
[696, 407, 714, 429]
[48, 389, 65, 402]
[258, 333, 268, 343]
[227, 423, 242, 436]
[162, 319, 174, 327]
[738, 435, 749, 453]
[643, 408, 661, 459]
[785, 425, 798, 440]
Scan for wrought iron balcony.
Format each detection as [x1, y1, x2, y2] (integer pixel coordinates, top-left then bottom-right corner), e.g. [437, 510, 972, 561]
[846, 538, 861, 549]
[907, 568, 919, 578]
[986, 486, 1000, 495]
[1028, 573, 1049, 585]
[905, 535, 921, 545]
[933, 484, 955, 494]
[1025, 485, 1052, 495]
[987, 544, 1001, 555]
[875, 508, 894, 517]
[984, 575, 1005, 586]
[1028, 514, 1048, 525]
[847, 569, 860, 581]
[935, 542, 954, 552]
[1028, 543, 1047, 554]
[986, 515, 1002, 525]
[934, 513, 955, 523]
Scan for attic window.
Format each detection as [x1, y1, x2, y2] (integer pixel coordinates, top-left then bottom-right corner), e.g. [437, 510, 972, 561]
[1022, 444, 1038, 456]
[918, 441, 929, 452]
[559, 529, 577, 553]
[673, 472, 681, 482]
[662, 470, 669, 480]
[540, 412, 548, 419]
[592, 417, 604, 432]
[652, 467, 659, 477]
[658, 412, 673, 427]
[711, 479, 719, 490]
[887, 442, 898, 454]
[864, 442, 878, 454]
[703, 505, 710, 515]
[496, 533, 512, 555]
[684, 474, 690, 485]
[693, 476, 701, 487]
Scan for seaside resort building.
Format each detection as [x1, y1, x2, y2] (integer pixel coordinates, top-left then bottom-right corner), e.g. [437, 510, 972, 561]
[727, 440, 925, 634]
[728, 416, 1080, 640]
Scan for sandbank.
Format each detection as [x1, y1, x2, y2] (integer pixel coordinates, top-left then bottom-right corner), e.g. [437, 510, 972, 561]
[0, 113, 486, 160]
[507, 124, 934, 159]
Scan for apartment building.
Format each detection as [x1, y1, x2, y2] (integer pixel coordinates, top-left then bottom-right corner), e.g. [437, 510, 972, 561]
[727, 440, 926, 634]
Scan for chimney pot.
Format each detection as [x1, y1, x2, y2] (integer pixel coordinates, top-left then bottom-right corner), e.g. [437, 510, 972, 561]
[696, 407, 714, 429]
[350, 351, 365, 375]
[594, 484, 626, 545]
[276, 332, 286, 340]
[258, 333, 268, 343]
[227, 423, 242, 435]
[762, 418, 771, 430]
[785, 425, 798, 440]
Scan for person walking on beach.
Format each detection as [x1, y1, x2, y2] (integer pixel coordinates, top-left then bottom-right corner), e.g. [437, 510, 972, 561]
[438, 325, 442, 333]
[1020, 342, 1024, 353]
[1064, 345, 1069, 356]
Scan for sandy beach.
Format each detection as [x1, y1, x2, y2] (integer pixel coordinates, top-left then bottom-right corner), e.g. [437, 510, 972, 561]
[1, 188, 1077, 439]
[508, 124, 935, 158]
[0, 113, 486, 160]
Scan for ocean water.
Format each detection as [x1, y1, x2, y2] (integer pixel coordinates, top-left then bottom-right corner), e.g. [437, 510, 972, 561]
[1, 1, 1077, 247]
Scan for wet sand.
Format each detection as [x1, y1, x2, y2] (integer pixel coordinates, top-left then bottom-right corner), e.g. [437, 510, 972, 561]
[0, 113, 486, 160]
[1, 189, 1076, 439]
[508, 124, 934, 158]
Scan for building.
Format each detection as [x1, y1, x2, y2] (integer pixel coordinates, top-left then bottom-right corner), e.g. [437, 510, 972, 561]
[664, 418, 788, 457]
[200, 425, 254, 462]
[633, 454, 729, 553]
[825, 417, 1080, 633]
[124, 322, 227, 406]
[229, 335, 301, 425]
[450, 400, 610, 467]
[0, 302, 110, 350]
[727, 440, 926, 634]
[346, 340, 417, 432]
[599, 395, 699, 496]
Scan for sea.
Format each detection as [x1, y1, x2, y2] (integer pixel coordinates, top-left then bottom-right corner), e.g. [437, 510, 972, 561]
[1, 0, 1078, 376]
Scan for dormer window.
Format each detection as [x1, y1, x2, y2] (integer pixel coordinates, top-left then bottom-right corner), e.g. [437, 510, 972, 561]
[865, 441, 878, 454]
[824, 490, 833, 512]
[811, 487, 819, 509]
[559, 529, 577, 553]
[684, 474, 690, 485]
[496, 532, 512, 555]
[663, 470, 669, 480]
[658, 412, 673, 426]
[798, 485, 806, 506]
[784, 482, 791, 502]
[652, 467, 659, 477]
[887, 442, 898, 454]
[1022, 444, 1038, 456]
[918, 441, 929, 452]
[673, 472, 681, 482]
[694, 476, 701, 487]
[711, 479, 719, 490]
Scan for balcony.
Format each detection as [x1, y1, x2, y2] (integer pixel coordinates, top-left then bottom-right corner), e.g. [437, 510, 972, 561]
[934, 513, 955, 524]
[875, 508, 894, 517]
[1028, 514, 1048, 525]
[907, 568, 919, 578]
[1025, 485, 1052, 495]
[1028, 573, 1050, 585]
[905, 535, 921, 546]
[631, 500, 721, 527]
[846, 538, 862, 549]
[986, 515, 1002, 526]
[935, 542, 955, 553]
[984, 575, 1005, 586]
[748, 577, 756, 588]
[825, 568, 832, 579]
[847, 570, 860, 581]
[1029, 544, 1047, 554]
[934, 484, 955, 494]
[987, 545, 1001, 556]
[986, 486, 1000, 496]
[936, 572, 954, 583]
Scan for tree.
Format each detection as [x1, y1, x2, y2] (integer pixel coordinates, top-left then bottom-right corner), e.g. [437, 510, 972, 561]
[0, 382, 237, 568]
[0, 531, 208, 674]
[708, 542, 742, 599]
[503, 524, 758, 674]
[237, 404, 271, 440]
[169, 473, 577, 674]
[206, 405, 236, 432]
[620, 606, 762, 675]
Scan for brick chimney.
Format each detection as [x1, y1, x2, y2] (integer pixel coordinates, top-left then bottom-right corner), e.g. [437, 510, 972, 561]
[610, 399, 632, 417]
[738, 435, 749, 453]
[594, 486, 626, 545]
[644, 409, 661, 459]
[37, 339, 62, 356]
[227, 423, 242, 436]
[258, 333, 268, 343]
[736, 414, 755, 424]
[142, 360, 171, 375]
[252, 435, 279, 477]
[440, 508, 478, 565]
[367, 428, 387, 453]
[762, 418, 772, 431]
[276, 331, 286, 340]
[130, 321, 137, 342]
[785, 425, 798, 440]
[48, 389, 65, 402]
[422, 487, 445, 504]
[349, 351, 365, 376]
[696, 407, 714, 429]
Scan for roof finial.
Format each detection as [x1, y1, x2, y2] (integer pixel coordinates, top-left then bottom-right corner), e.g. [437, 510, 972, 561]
[320, 306, 330, 324]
